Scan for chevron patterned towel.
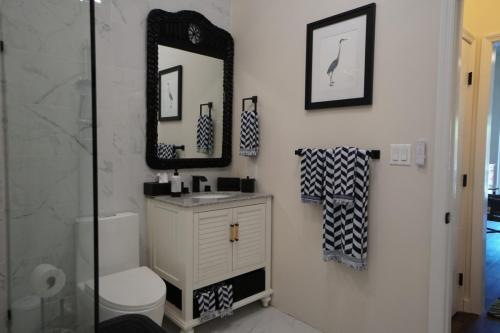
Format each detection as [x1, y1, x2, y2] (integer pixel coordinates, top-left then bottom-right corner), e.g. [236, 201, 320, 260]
[299, 148, 326, 203]
[239, 107, 259, 156]
[217, 284, 234, 317]
[197, 114, 214, 155]
[195, 290, 218, 322]
[157, 143, 177, 159]
[323, 147, 370, 271]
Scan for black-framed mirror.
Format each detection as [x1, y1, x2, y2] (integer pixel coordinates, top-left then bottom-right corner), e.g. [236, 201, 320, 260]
[146, 10, 234, 169]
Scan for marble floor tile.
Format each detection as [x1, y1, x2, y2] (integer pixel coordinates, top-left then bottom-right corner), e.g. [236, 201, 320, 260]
[163, 302, 322, 333]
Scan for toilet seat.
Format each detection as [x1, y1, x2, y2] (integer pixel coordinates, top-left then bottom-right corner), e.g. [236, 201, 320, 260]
[84, 266, 166, 312]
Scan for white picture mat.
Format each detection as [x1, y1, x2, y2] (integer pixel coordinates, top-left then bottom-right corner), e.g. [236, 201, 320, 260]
[311, 15, 367, 103]
[160, 70, 179, 118]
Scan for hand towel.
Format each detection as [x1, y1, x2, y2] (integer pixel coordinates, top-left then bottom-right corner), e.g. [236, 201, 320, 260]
[299, 148, 326, 203]
[217, 284, 234, 317]
[195, 290, 217, 323]
[157, 143, 177, 159]
[197, 114, 214, 155]
[240, 104, 259, 156]
[322, 147, 370, 270]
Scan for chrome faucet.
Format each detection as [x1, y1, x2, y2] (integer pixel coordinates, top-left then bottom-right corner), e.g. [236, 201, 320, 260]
[192, 176, 208, 193]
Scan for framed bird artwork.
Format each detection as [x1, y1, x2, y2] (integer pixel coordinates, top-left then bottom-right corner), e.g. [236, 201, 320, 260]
[305, 3, 376, 110]
[159, 65, 183, 121]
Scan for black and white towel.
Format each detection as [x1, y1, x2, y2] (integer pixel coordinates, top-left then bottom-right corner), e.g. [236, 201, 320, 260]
[157, 143, 177, 160]
[322, 147, 370, 271]
[195, 290, 218, 322]
[299, 148, 326, 203]
[240, 105, 259, 156]
[197, 114, 214, 155]
[217, 284, 234, 317]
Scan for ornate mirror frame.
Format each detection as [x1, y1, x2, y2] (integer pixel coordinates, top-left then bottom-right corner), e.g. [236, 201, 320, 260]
[146, 9, 234, 169]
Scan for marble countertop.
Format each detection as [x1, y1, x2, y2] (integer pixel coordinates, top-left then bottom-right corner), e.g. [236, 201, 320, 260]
[149, 192, 272, 208]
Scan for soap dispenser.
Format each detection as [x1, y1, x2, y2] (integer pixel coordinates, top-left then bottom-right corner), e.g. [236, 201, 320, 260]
[171, 170, 182, 197]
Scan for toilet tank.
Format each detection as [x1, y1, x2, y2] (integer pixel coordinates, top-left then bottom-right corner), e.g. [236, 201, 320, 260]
[76, 212, 140, 283]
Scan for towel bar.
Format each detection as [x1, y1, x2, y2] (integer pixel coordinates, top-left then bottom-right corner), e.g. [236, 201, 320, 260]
[294, 148, 380, 160]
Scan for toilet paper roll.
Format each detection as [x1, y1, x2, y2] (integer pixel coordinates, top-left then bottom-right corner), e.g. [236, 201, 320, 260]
[30, 264, 66, 298]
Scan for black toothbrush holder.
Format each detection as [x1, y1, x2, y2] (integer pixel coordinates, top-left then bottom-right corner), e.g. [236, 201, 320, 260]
[241, 177, 256, 193]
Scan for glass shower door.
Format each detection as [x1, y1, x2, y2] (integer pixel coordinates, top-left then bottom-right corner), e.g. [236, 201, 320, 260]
[1, 0, 97, 332]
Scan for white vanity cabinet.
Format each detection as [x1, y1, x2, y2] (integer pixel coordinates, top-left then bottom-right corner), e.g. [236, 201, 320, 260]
[146, 194, 272, 333]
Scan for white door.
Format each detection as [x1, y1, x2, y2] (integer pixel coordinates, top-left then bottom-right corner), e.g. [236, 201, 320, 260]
[194, 209, 234, 282]
[232, 204, 266, 271]
[453, 32, 476, 314]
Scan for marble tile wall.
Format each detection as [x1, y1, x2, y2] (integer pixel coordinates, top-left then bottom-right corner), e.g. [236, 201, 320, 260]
[94, 0, 231, 264]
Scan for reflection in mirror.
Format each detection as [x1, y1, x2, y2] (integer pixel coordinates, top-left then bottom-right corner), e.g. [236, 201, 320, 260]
[157, 45, 224, 159]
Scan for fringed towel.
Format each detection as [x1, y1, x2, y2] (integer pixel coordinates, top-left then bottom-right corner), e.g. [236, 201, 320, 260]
[299, 148, 326, 203]
[217, 284, 233, 317]
[195, 284, 233, 322]
[157, 143, 177, 159]
[195, 290, 217, 323]
[322, 147, 370, 271]
[240, 104, 259, 156]
[197, 114, 214, 154]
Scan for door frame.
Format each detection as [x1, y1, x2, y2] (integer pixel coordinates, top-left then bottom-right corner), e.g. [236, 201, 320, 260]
[429, 0, 500, 332]
[453, 29, 477, 315]
[468, 32, 500, 314]
[428, 0, 463, 332]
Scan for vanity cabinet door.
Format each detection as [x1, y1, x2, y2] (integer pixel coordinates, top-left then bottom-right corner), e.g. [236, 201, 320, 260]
[194, 209, 233, 282]
[232, 204, 266, 272]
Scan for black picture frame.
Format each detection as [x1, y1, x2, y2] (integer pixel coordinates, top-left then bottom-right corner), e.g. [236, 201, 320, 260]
[159, 65, 183, 121]
[146, 9, 234, 170]
[305, 3, 376, 110]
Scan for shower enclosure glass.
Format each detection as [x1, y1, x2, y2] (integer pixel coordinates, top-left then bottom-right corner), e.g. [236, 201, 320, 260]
[1, 0, 97, 332]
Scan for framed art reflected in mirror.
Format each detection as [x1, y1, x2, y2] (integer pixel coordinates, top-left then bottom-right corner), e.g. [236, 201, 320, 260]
[159, 65, 182, 121]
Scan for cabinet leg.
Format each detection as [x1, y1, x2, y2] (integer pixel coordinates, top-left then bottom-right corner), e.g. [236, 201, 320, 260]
[261, 296, 272, 308]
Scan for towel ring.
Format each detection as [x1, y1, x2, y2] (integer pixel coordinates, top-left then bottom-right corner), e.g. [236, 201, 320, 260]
[200, 102, 213, 117]
[242, 96, 258, 114]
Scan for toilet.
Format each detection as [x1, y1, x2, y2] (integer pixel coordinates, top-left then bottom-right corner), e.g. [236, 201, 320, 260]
[76, 213, 166, 326]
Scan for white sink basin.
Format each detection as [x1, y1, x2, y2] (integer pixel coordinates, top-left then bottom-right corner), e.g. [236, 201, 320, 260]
[191, 194, 232, 200]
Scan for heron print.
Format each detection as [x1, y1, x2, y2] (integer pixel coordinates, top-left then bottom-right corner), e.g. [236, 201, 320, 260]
[167, 82, 174, 113]
[327, 38, 348, 87]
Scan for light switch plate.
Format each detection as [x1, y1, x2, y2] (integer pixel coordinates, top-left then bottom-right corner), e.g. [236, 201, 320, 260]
[415, 140, 426, 167]
[390, 144, 412, 166]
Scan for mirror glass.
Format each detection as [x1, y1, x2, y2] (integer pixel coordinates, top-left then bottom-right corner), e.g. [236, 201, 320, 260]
[157, 45, 224, 160]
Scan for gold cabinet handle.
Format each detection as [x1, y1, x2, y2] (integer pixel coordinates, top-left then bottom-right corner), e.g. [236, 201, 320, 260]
[234, 223, 239, 242]
[230, 224, 235, 242]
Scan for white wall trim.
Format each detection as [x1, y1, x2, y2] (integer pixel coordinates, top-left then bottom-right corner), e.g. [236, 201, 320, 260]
[463, 29, 475, 45]
[428, 0, 462, 332]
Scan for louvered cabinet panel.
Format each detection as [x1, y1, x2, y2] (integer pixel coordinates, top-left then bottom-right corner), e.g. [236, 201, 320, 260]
[232, 204, 266, 271]
[194, 209, 233, 282]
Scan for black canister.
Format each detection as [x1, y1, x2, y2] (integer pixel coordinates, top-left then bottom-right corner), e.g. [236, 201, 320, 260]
[240, 177, 256, 193]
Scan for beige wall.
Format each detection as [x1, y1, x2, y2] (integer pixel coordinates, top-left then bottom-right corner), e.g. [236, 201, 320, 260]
[463, 0, 500, 37]
[230, 1, 441, 332]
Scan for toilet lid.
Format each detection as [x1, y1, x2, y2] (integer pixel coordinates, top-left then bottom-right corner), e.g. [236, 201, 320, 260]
[85, 266, 166, 311]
